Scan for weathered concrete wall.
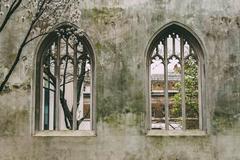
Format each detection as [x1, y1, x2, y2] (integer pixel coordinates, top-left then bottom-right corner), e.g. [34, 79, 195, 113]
[0, 0, 240, 159]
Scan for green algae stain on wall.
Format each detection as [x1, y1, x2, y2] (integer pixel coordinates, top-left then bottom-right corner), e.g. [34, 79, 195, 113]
[0, 109, 28, 136]
[213, 61, 240, 133]
[82, 7, 124, 25]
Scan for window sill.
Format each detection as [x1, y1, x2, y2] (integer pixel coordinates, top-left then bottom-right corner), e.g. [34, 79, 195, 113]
[33, 130, 96, 137]
[146, 129, 207, 137]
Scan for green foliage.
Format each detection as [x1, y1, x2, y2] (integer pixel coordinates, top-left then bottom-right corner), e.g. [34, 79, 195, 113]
[171, 56, 199, 118]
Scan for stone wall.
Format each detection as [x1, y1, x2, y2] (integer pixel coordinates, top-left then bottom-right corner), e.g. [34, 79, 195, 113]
[0, 0, 240, 159]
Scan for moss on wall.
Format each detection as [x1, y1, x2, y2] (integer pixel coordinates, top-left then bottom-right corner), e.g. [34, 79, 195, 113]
[1, 0, 240, 159]
[213, 62, 240, 133]
[82, 7, 124, 25]
[0, 109, 28, 136]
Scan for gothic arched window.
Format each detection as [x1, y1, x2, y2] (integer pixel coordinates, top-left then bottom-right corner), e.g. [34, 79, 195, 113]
[147, 23, 206, 133]
[34, 24, 95, 134]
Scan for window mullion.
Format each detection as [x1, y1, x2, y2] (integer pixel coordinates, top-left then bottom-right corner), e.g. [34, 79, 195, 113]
[73, 43, 78, 130]
[55, 38, 61, 130]
[172, 35, 175, 55]
[44, 49, 50, 130]
[164, 38, 169, 130]
[197, 47, 203, 130]
[180, 36, 186, 130]
[40, 51, 44, 131]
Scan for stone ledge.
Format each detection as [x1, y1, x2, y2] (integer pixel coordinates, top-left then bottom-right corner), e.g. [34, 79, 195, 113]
[33, 130, 96, 137]
[146, 130, 207, 137]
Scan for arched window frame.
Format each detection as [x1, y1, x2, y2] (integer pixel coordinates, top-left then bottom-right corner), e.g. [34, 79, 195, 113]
[145, 22, 207, 136]
[32, 23, 96, 136]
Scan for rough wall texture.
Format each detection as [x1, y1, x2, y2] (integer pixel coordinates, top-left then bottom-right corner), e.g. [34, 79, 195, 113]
[0, 0, 240, 159]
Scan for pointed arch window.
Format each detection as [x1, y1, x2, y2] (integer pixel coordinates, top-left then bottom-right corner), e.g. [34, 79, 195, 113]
[148, 23, 206, 133]
[34, 24, 95, 135]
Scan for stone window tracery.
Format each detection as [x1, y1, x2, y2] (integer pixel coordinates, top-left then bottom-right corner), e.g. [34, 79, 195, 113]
[35, 25, 95, 133]
[148, 24, 205, 132]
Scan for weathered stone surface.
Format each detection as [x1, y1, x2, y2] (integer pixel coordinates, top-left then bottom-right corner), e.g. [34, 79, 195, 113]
[0, 0, 240, 159]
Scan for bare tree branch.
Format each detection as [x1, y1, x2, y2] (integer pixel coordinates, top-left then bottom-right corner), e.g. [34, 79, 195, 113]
[77, 53, 87, 104]
[0, 21, 35, 92]
[1, 0, 90, 130]
[44, 65, 73, 129]
[0, 0, 50, 92]
[0, 0, 22, 32]
[25, 32, 49, 45]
